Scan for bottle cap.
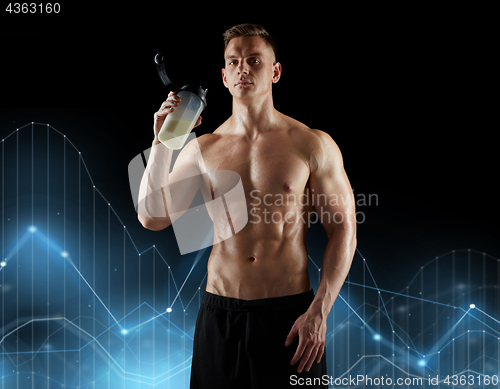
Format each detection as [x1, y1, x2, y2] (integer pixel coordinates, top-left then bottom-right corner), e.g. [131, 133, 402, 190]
[180, 85, 208, 107]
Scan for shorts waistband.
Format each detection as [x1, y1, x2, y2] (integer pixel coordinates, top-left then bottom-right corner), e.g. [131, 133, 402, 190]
[201, 289, 314, 311]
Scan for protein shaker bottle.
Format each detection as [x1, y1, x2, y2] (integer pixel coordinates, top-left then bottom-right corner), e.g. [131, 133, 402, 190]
[154, 53, 208, 149]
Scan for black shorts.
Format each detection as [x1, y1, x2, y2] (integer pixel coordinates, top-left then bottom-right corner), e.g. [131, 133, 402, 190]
[190, 289, 327, 389]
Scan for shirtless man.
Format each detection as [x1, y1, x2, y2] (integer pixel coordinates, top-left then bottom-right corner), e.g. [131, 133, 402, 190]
[138, 24, 356, 389]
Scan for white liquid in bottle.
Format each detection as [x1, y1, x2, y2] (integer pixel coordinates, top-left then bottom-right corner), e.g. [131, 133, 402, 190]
[157, 90, 204, 150]
[158, 119, 195, 150]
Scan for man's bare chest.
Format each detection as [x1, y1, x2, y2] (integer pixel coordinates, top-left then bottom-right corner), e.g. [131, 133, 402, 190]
[200, 137, 311, 200]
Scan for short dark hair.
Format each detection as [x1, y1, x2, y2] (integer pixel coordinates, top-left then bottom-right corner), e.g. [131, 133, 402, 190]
[223, 23, 276, 60]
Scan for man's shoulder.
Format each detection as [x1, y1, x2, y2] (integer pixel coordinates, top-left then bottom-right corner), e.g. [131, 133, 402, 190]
[193, 132, 223, 151]
[193, 118, 232, 148]
[282, 115, 336, 153]
[279, 116, 342, 174]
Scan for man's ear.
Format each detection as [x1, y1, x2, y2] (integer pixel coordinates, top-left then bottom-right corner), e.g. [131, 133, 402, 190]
[222, 68, 229, 88]
[272, 62, 282, 84]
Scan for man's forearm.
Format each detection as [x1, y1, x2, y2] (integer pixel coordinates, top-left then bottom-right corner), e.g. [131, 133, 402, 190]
[137, 139, 173, 221]
[309, 225, 357, 317]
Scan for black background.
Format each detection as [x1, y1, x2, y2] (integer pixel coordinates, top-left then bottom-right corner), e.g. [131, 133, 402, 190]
[2, 5, 498, 286]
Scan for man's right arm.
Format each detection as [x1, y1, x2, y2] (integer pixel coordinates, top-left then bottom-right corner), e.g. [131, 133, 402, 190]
[137, 92, 203, 231]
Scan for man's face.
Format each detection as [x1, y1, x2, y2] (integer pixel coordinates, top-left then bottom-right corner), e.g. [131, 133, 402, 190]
[222, 36, 281, 100]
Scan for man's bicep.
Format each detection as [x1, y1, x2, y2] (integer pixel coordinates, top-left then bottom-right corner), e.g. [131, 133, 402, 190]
[309, 132, 356, 235]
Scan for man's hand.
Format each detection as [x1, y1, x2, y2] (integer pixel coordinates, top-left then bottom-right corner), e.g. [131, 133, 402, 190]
[153, 91, 202, 144]
[285, 309, 327, 373]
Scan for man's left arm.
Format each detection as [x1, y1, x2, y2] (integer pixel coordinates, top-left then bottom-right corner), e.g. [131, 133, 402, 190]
[285, 130, 357, 373]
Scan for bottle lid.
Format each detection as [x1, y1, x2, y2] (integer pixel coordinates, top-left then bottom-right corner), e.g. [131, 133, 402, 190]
[180, 84, 208, 107]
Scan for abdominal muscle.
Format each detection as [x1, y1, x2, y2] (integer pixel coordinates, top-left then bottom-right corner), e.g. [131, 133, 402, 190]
[205, 205, 313, 300]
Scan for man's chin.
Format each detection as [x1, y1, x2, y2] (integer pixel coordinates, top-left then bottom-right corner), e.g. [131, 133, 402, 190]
[231, 88, 258, 100]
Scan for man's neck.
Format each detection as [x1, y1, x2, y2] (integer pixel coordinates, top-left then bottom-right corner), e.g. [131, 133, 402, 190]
[230, 94, 280, 140]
